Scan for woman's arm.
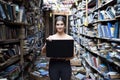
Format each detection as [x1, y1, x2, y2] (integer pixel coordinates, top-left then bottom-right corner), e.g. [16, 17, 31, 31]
[41, 35, 53, 55]
[41, 43, 46, 54]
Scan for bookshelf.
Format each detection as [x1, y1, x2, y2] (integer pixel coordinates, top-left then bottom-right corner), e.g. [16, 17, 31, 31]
[0, 0, 44, 79]
[70, 0, 120, 79]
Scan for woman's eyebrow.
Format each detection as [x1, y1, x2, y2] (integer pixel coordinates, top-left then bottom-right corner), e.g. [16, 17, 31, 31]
[56, 23, 64, 25]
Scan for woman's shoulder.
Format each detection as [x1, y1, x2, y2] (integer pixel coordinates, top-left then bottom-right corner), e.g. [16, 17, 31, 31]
[47, 34, 56, 39]
[65, 34, 73, 39]
[47, 34, 74, 40]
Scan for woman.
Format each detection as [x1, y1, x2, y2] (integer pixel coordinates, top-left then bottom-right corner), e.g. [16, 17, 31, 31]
[41, 16, 74, 80]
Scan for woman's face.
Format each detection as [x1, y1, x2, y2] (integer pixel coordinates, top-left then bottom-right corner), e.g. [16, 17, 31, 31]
[56, 21, 65, 33]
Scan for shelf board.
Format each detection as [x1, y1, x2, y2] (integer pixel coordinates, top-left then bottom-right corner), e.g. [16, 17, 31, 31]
[84, 57, 104, 76]
[88, 19, 116, 25]
[96, 37, 120, 43]
[0, 55, 20, 69]
[80, 34, 120, 43]
[74, 8, 86, 14]
[80, 24, 84, 27]
[5, 22, 30, 26]
[97, 19, 116, 22]
[88, 21, 98, 25]
[80, 33, 95, 38]
[115, 15, 120, 19]
[0, 39, 20, 44]
[0, 19, 30, 26]
[81, 44, 120, 68]
[114, 55, 120, 60]
[94, 0, 116, 12]
[88, 0, 96, 8]
[114, 62, 120, 67]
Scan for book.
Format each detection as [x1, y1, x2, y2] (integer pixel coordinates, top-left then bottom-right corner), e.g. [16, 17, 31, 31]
[117, 0, 120, 4]
[107, 22, 113, 38]
[106, 6, 115, 19]
[97, 23, 103, 37]
[1, 1, 10, 21]
[115, 4, 120, 16]
[99, 11, 104, 20]
[114, 22, 119, 38]
[101, 25, 106, 37]
[7, 3, 14, 21]
[0, 23, 6, 40]
[0, 1, 6, 20]
[92, 56, 99, 68]
[11, 4, 17, 22]
[16, 6, 26, 22]
[100, 10, 109, 20]
[13, 45, 20, 55]
[0, 53, 6, 63]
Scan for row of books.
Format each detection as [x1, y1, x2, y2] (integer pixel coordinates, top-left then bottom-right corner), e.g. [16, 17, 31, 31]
[80, 35, 120, 64]
[0, 63, 21, 79]
[115, 0, 120, 16]
[0, 24, 20, 40]
[84, 51, 120, 79]
[0, 44, 20, 63]
[88, 12, 98, 23]
[97, 0, 113, 7]
[69, 11, 86, 27]
[97, 22, 120, 38]
[99, 6, 115, 20]
[87, 6, 116, 23]
[76, 21, 120, 39]
[0, 0, 26, 23]
[70, 0, 120, 79]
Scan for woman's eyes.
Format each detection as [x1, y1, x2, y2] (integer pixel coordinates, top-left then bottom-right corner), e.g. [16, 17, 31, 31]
[56, 24, 64, 26]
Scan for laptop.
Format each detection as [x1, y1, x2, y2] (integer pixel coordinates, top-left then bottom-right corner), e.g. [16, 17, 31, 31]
[46, 39, 74, 58]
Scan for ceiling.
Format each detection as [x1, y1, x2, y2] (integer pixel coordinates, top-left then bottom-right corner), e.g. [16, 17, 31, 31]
[42, 0, 78, 12]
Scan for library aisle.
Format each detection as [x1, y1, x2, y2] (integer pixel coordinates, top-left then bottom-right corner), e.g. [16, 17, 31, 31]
[0, 0, 120, 80]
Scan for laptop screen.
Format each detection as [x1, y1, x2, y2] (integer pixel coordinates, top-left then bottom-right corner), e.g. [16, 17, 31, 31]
[46, 39, 74, 58]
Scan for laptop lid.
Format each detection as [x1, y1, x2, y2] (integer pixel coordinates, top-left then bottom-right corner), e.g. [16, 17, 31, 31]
[46, 39, 74, 58]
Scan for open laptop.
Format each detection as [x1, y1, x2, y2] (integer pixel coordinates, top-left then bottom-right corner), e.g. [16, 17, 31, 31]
[46, 39, 74, 58]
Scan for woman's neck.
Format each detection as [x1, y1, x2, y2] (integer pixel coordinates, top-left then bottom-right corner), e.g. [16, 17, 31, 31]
[56, 32, 65, 36]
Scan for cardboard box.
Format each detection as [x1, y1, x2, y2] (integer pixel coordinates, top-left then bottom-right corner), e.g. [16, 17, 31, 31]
[110, 74, 120, 79]
[70, 58, 81, 66]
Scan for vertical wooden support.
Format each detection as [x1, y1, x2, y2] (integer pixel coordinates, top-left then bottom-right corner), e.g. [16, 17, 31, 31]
[19, 25, 25, 79]
[53, 14, 55, 34]
[66, 15, 68, 34]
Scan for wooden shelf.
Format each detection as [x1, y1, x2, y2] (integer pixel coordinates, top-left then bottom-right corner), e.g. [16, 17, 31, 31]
[88, 21, 98, 25]
[94, 0, 116, 12]
[80, 34, 120, 43]
[115, 55, 120, 60]
[0, 19, 30, 26]
[71, 0, 120, 79]
[88, 0, 96, 8]
[88, 19, 117, 25]
[80, 33, 95, 38]
[96, 37, 120, 43]
[115, 15, 120, 19]
[74, 8, 86, 14]
[0, 55, 20, 69]
[97, 19, 116, 22]
[0, 39, 20, 44]
[84, 57, 104, 77]
[80, 44, 120, 68]
[80, 24, 84, 27]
